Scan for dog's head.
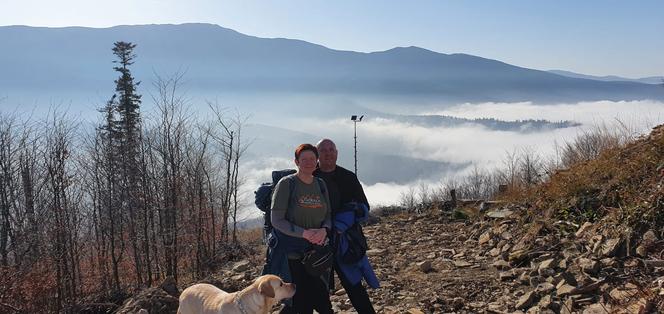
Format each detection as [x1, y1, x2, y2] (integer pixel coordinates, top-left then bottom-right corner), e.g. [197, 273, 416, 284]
[256, 274, 296, 301]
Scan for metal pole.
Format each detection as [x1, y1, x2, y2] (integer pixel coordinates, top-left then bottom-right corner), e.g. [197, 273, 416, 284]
[354, 120, 357, 174]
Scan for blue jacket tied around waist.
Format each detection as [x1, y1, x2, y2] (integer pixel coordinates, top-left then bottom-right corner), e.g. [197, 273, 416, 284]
[261, 229, 310, 284]
[334, 202, 380, 289]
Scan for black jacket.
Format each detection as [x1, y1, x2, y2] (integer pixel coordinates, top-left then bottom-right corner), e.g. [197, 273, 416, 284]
[314, 165, 369, 213]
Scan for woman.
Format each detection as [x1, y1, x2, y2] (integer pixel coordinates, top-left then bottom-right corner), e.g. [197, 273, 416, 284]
[271, 143, 333, 314]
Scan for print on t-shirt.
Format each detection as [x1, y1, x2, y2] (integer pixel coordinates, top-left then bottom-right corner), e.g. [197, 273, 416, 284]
[298, 194, 323, 209]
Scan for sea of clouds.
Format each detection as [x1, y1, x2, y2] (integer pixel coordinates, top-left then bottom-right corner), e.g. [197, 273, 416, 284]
[238, 100, 664, 217]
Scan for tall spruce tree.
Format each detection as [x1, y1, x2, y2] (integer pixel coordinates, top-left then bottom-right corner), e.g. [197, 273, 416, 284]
[112, 41, 141, 142]
[112, 41, 145, 286]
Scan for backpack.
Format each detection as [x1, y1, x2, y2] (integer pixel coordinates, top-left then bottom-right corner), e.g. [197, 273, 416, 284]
[254, 169, 327, 242]
[254, 169, 296, 212]
[255, 169, 296, 242]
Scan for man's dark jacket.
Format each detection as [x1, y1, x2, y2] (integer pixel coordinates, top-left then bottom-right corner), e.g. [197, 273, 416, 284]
[314, 165, 369, 214]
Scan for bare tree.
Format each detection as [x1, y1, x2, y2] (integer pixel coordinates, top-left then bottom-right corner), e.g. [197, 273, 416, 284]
[207, 104, 249, 245]
[229, 112, 250, 244]
[0, 113, 17, 267]
[417, 181, 430, 205]
[42, 110, 81, 309]
[496, 148, 519, 189]
[399, 186, 417, 209]
[151, 73, 189, 283]
[518, 147, 544, 186]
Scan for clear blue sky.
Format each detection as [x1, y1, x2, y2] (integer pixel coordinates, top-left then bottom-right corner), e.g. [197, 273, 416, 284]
[3, 0, 663, 78]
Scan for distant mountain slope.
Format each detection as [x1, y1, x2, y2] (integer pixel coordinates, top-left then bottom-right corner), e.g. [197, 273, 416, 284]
[549, 69, 663, 85]
[376, 114, 580, 132]
[1, 23, 663, 105]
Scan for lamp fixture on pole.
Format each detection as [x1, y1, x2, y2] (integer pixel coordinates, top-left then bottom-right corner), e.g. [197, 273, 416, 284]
[350, 115, 364, 174]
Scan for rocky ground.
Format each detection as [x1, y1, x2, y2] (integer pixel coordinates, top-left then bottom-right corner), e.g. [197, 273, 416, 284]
[337, 207, 662, 314]
[113, 206, 663, 314]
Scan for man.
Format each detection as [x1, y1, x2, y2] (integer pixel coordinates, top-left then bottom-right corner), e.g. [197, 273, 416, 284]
[314, 139, 377, 314]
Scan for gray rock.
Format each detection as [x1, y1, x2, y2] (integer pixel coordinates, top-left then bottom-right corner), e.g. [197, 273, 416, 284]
[501, 231, 513, 240]
[537, 294, 552, 309]
[486, 210, 513, 218]
[509, 249, 528, 263]
[557, 284, 577, 297]
[500, 270, 517, 281]
[478, 232, 492, 245]
[562, 247, 580, 260]
[366, 248, 387, 255]
[554, 271, 578, 287]
[609, 284, 638, 302]
[560, 298, 575, 314]
[536, 282, 555, 294]
[578, 258, 600, 275]
[529, 276, 541, 287]
[451, 297, 465, 310]
[115, 287, 179, 314]
[488, 301, 505, 312]
[232, 260, 251, 272]
[575, 222, 593, 237]
[599, 257, 618, 268]
[159, 276, 179, 297]
[453, 260, 473, 268]
[492, 259, 511, 271]
[582, 303, 611, 314]
[539, 258, 557, 270]
[489, 247, 502, 257]
[538, 267, 556, 277]
[636, 230, 658, 256]
[591, 235, 604, 255]
[601, 238, 622, 257]
[417, 260, 432, 272]
[516, 291, 537, 310]
[558, 258, 568, 270]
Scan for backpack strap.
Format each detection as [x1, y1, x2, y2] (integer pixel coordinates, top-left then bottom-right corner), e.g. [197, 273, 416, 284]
[316, 177, 327, 195]
[285, 175, 297, 221]
[315, 177, 329, 212]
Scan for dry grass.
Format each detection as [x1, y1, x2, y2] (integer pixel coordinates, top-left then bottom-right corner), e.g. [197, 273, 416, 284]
[505, 124, 664, 233]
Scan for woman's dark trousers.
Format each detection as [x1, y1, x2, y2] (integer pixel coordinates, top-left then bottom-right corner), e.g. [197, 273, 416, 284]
[280, 259, 333, 314]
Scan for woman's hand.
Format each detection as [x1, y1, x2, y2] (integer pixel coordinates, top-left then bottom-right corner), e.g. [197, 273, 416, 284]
[303, 228, 327, 245]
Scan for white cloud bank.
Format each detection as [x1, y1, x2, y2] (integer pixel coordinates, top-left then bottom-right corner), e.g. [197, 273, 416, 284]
[241, 100, 664, 216]
[360, 100, 664, 207]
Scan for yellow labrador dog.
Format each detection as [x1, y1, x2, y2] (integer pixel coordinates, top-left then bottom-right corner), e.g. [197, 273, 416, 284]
[177, 274, 295, 314]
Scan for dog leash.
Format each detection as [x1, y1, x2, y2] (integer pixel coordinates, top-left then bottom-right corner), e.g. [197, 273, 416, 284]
[233, 292, 250, 314]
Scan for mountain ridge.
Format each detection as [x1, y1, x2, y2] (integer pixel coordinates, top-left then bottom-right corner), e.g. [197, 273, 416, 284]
[1, 23, 663, 106]
[548, 69, 663, 84]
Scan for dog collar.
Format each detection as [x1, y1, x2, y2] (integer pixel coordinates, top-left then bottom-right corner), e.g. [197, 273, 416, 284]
[234, 293, 250, 314]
